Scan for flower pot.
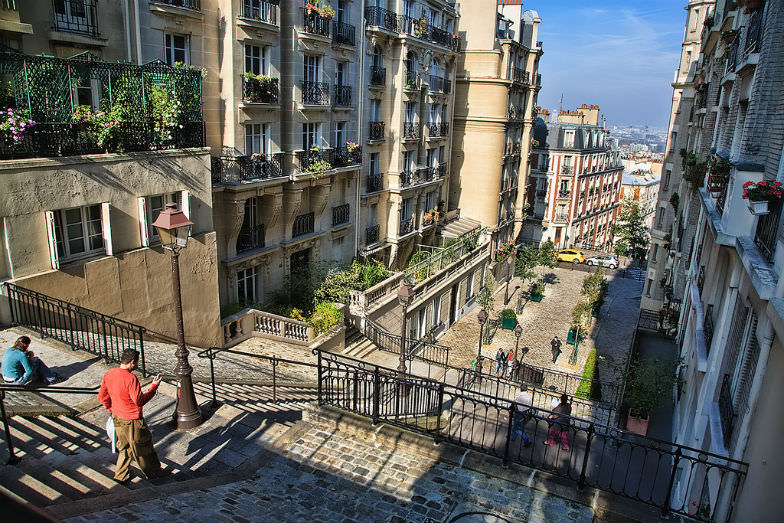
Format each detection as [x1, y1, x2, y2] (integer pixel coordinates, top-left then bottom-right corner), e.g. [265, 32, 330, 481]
[530, 292, 542, 303]
[502, 317, 516, 330]
[748, 199, 770, 215]
[626, 413, 649, 436]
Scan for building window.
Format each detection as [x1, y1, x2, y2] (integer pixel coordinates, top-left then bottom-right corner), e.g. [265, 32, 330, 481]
[164, 33, 189, 66]
[645, 278, 653, 296]
[147, 193, 178, 242]
[304, 54, 320, 82]
[403, 150, 414, 172]
[425, 191, 435, 211]
[369, 152, 379, 177]
[244, 43, 267, 75]
[236, 266, 258, 304]
[405, 102, 416, 124]
[334, 121, 346, 148]
[51, 205, 104, 263]
[564, 131, 575, 148]
[466, 271, 475, 301]
[302, 122, 320, 150]
[245, 123, 268, 155]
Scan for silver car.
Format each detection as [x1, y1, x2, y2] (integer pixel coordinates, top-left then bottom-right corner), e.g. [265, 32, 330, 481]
[585, 254, 620, 269]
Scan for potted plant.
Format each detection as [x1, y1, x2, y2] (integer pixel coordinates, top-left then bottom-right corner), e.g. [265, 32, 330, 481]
[345, 141, 358, 152]
[742, 180, 783, 215]
[305, 2, 318, 16]
[708, 155, 730, 197]
[0, 107, 36, 143]
[501, 309, 516, 330]
[415, 16, 428, 37]
[530, 281, 544, 302]
[623, 356, 680, 436]
[320, 4, 335, 19]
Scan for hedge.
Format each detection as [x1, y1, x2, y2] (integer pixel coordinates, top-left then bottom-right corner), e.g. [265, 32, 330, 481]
[575, 349, 602, 401]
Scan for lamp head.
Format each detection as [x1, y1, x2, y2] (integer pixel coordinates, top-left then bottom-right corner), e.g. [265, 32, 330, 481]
[477, 309, 488, 324]
[397, 281, 416, 307]
[152, 203, 193, 250]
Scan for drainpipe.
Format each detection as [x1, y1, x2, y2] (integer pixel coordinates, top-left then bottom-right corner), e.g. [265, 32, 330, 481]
[354, 0, 366, 259]
[124, 0, 132, 62]
[134, 0, 143, 63]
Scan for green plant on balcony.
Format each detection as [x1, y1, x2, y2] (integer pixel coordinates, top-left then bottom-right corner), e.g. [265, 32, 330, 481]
[308, 157, 331, 178]
[415, 16, 428, 37]
[494, 241, 515, 262]
[669, 192, 679, 211]
[345, 141, 358, 152]
[320, 4, 335, 19]
[407, 250, 430, 282]
[310, 302, 343, 335]
[243, 72, 277, 103]
[71, 105, 120, 149]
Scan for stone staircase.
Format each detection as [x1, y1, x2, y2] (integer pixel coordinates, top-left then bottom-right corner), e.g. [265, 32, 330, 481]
[341, 327, 378, 359]
[440, 216, 481, 239]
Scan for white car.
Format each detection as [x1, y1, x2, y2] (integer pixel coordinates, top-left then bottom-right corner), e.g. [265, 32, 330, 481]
[585, 254, 620, 269]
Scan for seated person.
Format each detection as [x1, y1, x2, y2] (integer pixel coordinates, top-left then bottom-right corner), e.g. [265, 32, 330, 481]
[2, 336, 63, 385]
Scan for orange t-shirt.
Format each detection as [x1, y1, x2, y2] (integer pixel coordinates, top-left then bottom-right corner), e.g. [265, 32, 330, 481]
[98, 367, 158, 420]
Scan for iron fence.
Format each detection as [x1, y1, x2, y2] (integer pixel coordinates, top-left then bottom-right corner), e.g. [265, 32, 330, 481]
[368, 121, 385, 141]
[363, 319, 449, 368]
[240, 0, 276, 24]
[726, 37, 739, 72]
[364, 6, 401, 32]
[400, 169, 414, 187]
[366, 224, 380, 245]
[296, 146, 361, 173]
[405, 70, 418, 89]
[292, 212, 315, 238]
[303, 10, 330, 36]
[753, 198, 780, 262]
[302, 81, 330, 105]
[211, 153, 284, 184]
[4, 282, 147, 375]
[428, 123, 441, 138]
[333, 20, 355, 45]
[315, 350, 749, 522]
[369, 66, 386, 87]
[333, 84, 352, 107]
[743, 9, 762, 58]
[237, 224, 265, 254]
[242, 75, 279, 103]
[367, 174, 382, 192]
[437, 163, 447, 178]
[332, 204, 350, 226]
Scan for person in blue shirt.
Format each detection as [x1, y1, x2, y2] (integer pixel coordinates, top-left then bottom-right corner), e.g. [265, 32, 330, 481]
[2, 336, 61, 385]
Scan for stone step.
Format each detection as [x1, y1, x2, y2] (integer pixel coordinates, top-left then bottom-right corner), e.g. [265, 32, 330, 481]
[343, 337, 377, 359]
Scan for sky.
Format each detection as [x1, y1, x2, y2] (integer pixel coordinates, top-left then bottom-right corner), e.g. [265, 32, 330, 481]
[530, 1, 688, 130]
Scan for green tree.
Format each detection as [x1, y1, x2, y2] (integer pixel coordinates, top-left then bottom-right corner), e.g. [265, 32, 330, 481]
[514, 244, 538, 286]
[476, 273, 496, 314]
[612, 197, 650, 261]
[536, 240, 558, 281]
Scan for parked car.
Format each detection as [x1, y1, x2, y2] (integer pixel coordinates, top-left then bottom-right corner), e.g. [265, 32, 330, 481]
[586, 254, 620, 269]
[556, 249, 585, 264]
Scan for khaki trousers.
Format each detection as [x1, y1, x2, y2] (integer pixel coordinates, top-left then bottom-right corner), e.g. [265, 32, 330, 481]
[112, 415, 162, 481]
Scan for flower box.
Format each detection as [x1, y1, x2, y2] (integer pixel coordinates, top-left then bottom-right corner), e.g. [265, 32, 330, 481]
[748, 200, 770, 215]
[530, 292, 542, 303]
[743, 180, 782, 215]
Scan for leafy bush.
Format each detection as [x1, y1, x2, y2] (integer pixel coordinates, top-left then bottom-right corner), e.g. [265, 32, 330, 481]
[575, 349, 602, 401]
[531, 281, 545, 296]
[624, 357, 679, 418]
[313, 260, 390, 306]
[310, 302, 343, 335]
[501, 309, 516, 319]
[476, 274, 496, 313]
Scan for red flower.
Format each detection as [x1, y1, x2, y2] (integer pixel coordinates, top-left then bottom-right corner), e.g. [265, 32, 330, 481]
[758, 180, 767, 186]
[776, 191, 782, 197]
[775, 181, 783, 187]
[743, 181, 753, 188]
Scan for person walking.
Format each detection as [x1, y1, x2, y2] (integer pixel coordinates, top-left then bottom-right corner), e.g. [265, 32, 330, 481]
[506, 351, 514, 378]
[550, 336, 562, 364]
[98, 348, 168, 483]
[509, 385, 533, 447]
[2, 336, 62, 385]
[544, 393, 571, 451]
[494, 348, 505, 375]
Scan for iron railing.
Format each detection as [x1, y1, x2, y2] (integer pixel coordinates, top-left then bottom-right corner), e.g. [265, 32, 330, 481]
[403, 122, 418, 140]
[429, 75, 444, 93]
[303, 10, 330, 36]
[428, 123, 441, 138]
[153, 0, 200, 10]
[363, 319, 450, 368]
[364, 6, 400, 31]
[743, 8, 763, 57]
[332, 203, 350, 226]
[439, 122, 449, 136]
[726, 37, 739, 72]
[367, 174, 382, 192]
[400, 170, 414, 187]
[242, 75, 279, 103]
[558, 189, 571, 198]
[53, 0, 99, 37]
[405, 70, 418, 89]
[296, 146, 361, 173]
[315, 350, 749, 522]
[333, 20, 355, 45]
[753, 198, 780, 262]
[437, 163, 447, 178]
[301, 81, 330, 105]
[333, 84, 352, 107]
[369, 66, 386, 87]
[292, 212, 315, 238]
[4, 282, 147, 376]
[240, 0, 276, 24]
[512, 67, 528, 84]
[211, 153, 284, 184]
[237, 224, 265, 254]
[399, 216, 414, 235]
[368, 121, 385, 141]
[366, 224, 380, 244]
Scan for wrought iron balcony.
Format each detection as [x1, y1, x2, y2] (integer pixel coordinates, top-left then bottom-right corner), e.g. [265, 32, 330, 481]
[366, 224, 380, 244]
[754, 199, 781, 262]
[422, 167, 435, 181]
[296, 146, 361, 174]
[535, 73, 542, 86]
[428, 123, 441, 138]
[211, 153, 284, 184]
[364, 6, 401, 32]
[53, 0, 99, 37]
[405, 70, 419, 89]
[153, 0, 200, 10]
[242, 75, 279, 104]
[743, 9, 763, 58]
[368, 121, 385, 141]
[333, 20, 356, 45]
[429, 75, 444, 93]
[292, 212, 315, 238]
[237, 224, 265, 254]
[333, 84, 352, 107]
[369, 66, 386, 87]
[303, 9, 330, 37]
[504, 142, 521, 156]
[240, 0, 276, 24]
[332, 203, 350, 226]
[512, 67, 529, 84]
[367, 174, 382, 192]
[399, 216, 414, 235]
[561, 165, 574, 175]
[400, 170, 414, 187]
[403, 122, 419, 140]
[439, 122, 449, 136]
[301, 81, 330, 105]
[553, 212, 569, 224]
[558, 189, 571, 198]
[437, 163, 447, 178]
[726, 37, 739, 72]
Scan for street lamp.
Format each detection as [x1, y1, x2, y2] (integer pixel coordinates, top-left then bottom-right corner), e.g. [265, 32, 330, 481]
[476, 309, 488, 385]
[513, 323, 523, 363]
[152, 203, 203, 430]
[504, 255, 514, 305]
[397, 281, 416, 375]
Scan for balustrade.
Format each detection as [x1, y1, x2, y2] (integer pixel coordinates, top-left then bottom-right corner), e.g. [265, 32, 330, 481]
[403, 121, 419, 140]
[242, 75, 279, 104]
[240, 0, 276, 23]
[303, 9, 330, 36]
[399, 216, 415, 235]
[369, 66, 386, 86]
[333, 84, 352, 107]
[237, 224, 265, 254]
[366, 174, 382, 192]
[366, 224, 380, 244]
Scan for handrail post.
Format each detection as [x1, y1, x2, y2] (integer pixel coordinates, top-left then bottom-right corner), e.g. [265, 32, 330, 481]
[503, 402, 515, 466]
[208, 347, 218, 407]
[272, 354, 278, 403]
[434, 382, 444, 445]
[316, 350, 323, 405]
[372, 367, 380, 425]
[1, 390, 20, 465]
[139, 327, 147, 378]
[663, 447, 682, 516]
[578, 422, 594, 489]
[352, 369, 359, 412]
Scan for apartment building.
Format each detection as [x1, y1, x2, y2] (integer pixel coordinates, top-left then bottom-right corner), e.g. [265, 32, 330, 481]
[652, 1, 783, 520]
[0, 2, 221, 346]
[621, 169, 660, 233]
[523, 109, 623, 251]
[449, 4, 541, 249]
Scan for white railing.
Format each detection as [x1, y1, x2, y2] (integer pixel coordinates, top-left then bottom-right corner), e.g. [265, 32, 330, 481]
[222, 308, 314, 346]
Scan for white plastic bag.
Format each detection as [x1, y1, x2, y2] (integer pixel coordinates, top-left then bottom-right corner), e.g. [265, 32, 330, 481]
[105, 416, 116, 453]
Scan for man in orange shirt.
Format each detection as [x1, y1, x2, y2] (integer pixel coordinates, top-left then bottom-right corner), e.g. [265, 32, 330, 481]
[98, 348, 167, 483]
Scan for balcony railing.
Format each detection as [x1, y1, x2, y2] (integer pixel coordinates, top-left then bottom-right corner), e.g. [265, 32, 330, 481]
[304, 10, 330, 36]
[428, 123, 441, 138]
[561, 165, 574, 175]
[333, 84, 352, 107]
[237, 224, 265, 254]
[754, 199, 781, 262]
[400, 170, 414, 187]
[292, 212, 315, 238]
[429, 75, 444, 93]
[369, 66, 386, 86]
[512, 67, 529, 84]
[368, 121, 385, 141]
[242, 75, 279, 104]
[301, 81, 330, 105]
[743, 9, 763, 58]
[504, 142, 521, 156]
[153, 0, 200, 10]
[240, 0, 276, 24]
[554, 212, 569, 223]
[405, 70, 419, 89]
[211, 153, 285, 184]
[399, 216, 414, 235]
[439, 122, 449, 136]
[403, 121, 419, 140]
[332, 204, 350, 226]
[726, 37, 739, 72]
[364, 6, 401, 32]
[718, 374, 735, 448]
[507, 105, 525, 121]
[437, 163, 447, 178]
[557, 189, 571, 198]
[367, 174, 382, 192]
[366, 224, 380, 244]
[422, 167, 435, 182]
[333, 20, 356, 45]
[296, 146, 362, 173]
[53, 0, 99, 37]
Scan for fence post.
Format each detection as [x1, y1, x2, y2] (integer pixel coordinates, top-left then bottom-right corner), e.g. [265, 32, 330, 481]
[0, 390, 20, 465]
[316, 350, 323, 405]
[4, 284, 15, 326]
[352, 369, 359, 412]
[434, 382, 444, 445]
[662, 446, 682, 516]
[272, 354, 278, 403]
[33, 293, 45, 338]
[138, 327, 147, 378]
[372, 367, 380, 425]
[208, 347, 217, 408]
[578, 423, 594, 489]
[503, 403, 515, 466]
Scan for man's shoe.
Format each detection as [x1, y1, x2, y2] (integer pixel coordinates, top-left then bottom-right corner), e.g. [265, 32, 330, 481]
[48, 374, 66, 385]
[147, 468, 173, 481]
[113, 476, 131, 486]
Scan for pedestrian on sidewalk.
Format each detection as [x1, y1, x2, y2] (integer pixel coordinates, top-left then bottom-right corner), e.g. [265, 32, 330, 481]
[2, 336, 63, 386]
[494, 348, 505, 375]
[544, 393, 571, 451]
[551, 336, 562, 364]
[509, 385, 533, 447]
[98, 348, 169, 483]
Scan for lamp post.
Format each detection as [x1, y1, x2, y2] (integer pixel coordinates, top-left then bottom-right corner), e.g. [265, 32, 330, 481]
[504, 254, 514, 305]
[152, 203, 203, 430]
[476, 309, 488, 385]
[513, 323, 523, 363]
[397, 281, 416, 376]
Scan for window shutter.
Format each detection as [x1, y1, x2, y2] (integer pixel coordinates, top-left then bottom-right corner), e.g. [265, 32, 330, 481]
[180, 190, 191, 236]
[44, 211, 60, 270]
[101, 202, 113, 256]
[138, 197, 149, 247]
